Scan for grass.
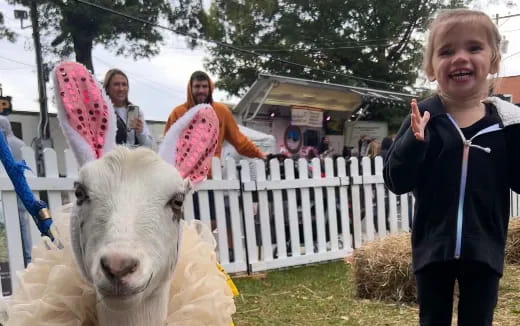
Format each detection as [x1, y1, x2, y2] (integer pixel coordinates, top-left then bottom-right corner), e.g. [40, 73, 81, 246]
[232, 261, 520, 326]
[0, 225, 518, 325]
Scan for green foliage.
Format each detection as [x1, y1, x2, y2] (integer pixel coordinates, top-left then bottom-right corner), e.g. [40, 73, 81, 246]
[203, 0, 448, 97]
[7, 0, 205, 73]
[0, 12, 16, 42]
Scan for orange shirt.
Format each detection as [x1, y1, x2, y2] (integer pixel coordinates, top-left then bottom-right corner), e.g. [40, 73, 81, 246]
[164, 102, 264, 159]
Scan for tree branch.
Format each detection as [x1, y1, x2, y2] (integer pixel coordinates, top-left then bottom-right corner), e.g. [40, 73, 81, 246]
[387, 0, 424, 63]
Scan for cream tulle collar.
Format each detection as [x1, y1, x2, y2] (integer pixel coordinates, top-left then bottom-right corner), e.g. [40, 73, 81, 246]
[1, 215, 235, 326]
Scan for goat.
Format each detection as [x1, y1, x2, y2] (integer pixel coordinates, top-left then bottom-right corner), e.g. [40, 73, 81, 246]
[1, 62, 235, 325]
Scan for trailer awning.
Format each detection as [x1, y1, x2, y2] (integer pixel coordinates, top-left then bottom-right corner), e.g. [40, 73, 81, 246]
[235, 74, 414, 122]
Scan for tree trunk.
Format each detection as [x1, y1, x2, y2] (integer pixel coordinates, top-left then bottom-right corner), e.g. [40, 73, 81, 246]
[72, 33, 94, 74]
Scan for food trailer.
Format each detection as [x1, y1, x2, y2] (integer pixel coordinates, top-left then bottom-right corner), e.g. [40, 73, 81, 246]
[233, 74, 414, 156]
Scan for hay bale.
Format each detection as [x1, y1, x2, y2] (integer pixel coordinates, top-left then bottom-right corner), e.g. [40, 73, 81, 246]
[506, 218, 520, 265]
[351, 218, 520, 304]
[352, 233, 416, 304]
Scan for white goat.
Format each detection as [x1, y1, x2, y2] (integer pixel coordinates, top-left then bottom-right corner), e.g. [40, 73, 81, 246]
[73, 147, 187, 325]
[1, 62, 235, 326]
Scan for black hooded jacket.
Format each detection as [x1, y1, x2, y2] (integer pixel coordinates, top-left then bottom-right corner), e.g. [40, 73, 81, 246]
[384, 95, 520, 275]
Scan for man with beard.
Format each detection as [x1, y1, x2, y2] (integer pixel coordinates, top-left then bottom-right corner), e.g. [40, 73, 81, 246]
[165, 71, 265, 256]
[164, 71, 266, 160]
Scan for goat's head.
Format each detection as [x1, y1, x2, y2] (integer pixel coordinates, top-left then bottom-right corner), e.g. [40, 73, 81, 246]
[71, 147, 189, 308]
[53, 62, 218, 310]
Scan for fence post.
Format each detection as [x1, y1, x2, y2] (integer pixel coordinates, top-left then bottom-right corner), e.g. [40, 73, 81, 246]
[324, 158, 339, 251]
[269, 158, 287, 259]
[336, 157, 352, 251]
[298, 158, 314, 254]
[284, 159, 301, 257]
[255, 159, 273, 261]
[361, 157, 375, 242]
[212, 158, 229, 264]
[240, 160, 257, 269]
[311, 158, 326, 253]
[225, 158, 246, 269]
[349, 157, 362, 248]
[374, 157, 387, 239]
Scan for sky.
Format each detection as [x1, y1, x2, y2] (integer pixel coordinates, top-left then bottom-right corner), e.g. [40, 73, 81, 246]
[0, 0, 519, 122]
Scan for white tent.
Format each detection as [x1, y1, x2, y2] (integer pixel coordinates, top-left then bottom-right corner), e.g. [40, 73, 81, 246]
[221, 125, 275, 181]
[221, 124, 276, 162]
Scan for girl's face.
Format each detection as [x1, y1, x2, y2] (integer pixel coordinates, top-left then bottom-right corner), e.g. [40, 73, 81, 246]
[428, 23, 497, 101]
[107, 74, 129, 107]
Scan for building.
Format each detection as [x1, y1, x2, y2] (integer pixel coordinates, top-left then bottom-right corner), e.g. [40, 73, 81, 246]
[493, 75, 520, 105]
[5, 110, 166, 175]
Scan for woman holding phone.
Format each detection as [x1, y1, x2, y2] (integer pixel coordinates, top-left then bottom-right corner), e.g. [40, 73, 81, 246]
[103, 68, 154, 148]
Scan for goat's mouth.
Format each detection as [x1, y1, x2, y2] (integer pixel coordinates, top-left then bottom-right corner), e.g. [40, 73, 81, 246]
[97, 272, 153, 300]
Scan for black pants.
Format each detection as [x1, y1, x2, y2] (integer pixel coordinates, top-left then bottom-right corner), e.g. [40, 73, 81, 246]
[415, 260, 500, 326]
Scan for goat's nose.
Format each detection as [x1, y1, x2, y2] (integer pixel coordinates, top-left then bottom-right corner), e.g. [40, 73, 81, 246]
[100, 254, 139, 281]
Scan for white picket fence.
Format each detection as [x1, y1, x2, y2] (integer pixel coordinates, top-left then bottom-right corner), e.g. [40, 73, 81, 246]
[1, 147, 519, 296]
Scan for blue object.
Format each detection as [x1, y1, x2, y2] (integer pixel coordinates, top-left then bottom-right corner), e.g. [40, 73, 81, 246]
[0, 132, 54, 240]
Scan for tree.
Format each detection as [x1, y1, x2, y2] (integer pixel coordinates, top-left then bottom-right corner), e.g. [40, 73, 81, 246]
[8, 0, 205, 73]
[203, 0, 458, 97]
[0, 11, 16, 42]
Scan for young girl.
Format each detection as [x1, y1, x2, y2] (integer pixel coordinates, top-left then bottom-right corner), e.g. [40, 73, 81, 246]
[384, 9, 520, 326]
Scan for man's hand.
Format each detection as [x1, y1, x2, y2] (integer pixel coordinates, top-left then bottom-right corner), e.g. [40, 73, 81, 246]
[410, 99, 430, 142]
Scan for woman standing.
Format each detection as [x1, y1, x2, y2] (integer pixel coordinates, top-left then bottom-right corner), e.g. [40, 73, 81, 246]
[103, 68, 154, 148]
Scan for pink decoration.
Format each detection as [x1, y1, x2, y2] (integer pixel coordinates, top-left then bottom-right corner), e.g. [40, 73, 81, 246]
[175, 106, 219, 183]
[55, 62, 108, 159]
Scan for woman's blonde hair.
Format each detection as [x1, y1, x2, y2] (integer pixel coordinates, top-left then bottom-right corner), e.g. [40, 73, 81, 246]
[422, 9, 501, 79]
[103, 68, 130, 106]
[366, 140, 380, 159]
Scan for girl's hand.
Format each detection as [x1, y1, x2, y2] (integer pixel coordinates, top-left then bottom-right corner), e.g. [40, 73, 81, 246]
[410, 99, 430, 141]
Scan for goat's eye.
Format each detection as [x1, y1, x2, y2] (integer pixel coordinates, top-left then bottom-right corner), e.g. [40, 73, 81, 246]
[169, 193, 185, 216]
[74, 182, 89, 205]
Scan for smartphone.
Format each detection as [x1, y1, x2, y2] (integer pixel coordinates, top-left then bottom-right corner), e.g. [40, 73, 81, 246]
[127, 105, 140, 129]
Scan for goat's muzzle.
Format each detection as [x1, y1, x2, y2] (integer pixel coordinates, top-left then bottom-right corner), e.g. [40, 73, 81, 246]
[100, 253, 139, 283]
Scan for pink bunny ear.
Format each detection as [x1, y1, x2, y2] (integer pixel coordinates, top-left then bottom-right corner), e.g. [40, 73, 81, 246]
[159, 104, 219, 185]
[53, 62, 116, 167]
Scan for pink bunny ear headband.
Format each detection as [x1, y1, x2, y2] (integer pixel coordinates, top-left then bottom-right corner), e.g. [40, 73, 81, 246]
[158, 104, 219, 184]
[53, 61, 218, 184]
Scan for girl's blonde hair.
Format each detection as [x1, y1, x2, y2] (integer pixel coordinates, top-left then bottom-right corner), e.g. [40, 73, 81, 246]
[423, 9, 501, 79]
[103, 68, 130, 106]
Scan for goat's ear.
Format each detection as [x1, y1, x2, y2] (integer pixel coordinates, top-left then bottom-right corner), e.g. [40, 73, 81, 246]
[158, 104, 219, 186]
[53, 62, 117, 167]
